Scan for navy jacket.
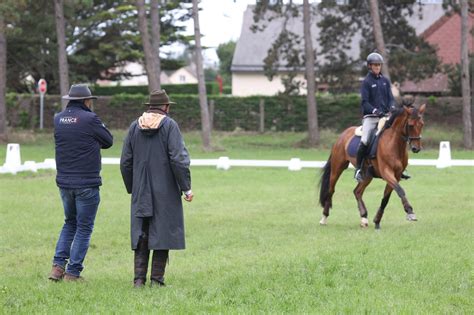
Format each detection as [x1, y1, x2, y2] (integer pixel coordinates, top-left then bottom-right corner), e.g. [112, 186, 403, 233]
[360, 72, 395, 116]
[54, 101, 113, 188]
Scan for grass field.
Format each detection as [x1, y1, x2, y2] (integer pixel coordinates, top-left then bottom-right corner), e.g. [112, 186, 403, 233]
[0, 130, 473, 313]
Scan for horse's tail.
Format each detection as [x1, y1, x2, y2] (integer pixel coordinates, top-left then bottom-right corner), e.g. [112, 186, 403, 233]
[319, 155, 331, 208]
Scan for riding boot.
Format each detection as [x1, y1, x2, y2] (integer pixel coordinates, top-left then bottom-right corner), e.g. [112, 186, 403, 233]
[150, 250, 169, 287]
[354, 143, 368, 182]
[134, 222, 150, 288]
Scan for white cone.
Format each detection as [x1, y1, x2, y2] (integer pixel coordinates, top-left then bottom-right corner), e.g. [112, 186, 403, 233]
[288, 158, 302, 171]
[216, 156, 230, 170]
[436, 141, 452, 168]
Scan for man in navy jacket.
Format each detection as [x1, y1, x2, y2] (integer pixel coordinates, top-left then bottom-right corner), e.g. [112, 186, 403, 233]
[49, 84, 113, 282]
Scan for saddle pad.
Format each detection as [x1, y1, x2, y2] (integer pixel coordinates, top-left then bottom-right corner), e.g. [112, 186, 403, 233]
[348, 135, 361, 158]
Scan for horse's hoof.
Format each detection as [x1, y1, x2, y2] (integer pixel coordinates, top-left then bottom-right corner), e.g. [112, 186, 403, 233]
[406, 213, 418, 221]
[374, 223, 381, 230]
[319, 216, 328, 225]
[360, 217, 369, 228]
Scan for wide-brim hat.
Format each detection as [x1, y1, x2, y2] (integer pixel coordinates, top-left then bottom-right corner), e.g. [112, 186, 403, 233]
[62, 84, 98, 100]
[144, 89, 176, 105]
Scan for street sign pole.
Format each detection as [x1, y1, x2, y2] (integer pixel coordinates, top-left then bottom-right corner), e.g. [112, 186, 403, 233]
[38, 79, 47, 130]
[40, 94, 44, 129]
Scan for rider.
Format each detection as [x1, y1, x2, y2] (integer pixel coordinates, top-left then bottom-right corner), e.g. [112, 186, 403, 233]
[355, 52, 396, 182]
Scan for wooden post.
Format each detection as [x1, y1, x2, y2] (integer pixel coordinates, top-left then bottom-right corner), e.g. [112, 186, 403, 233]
[209, 99, 215, 130]
[259, 99, 265, 133]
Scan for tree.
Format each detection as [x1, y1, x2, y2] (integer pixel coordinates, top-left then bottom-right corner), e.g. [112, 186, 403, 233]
[368, 0, 390, 80]
[54, 0, 70, 109]
[318, 1, 440, 89]
[136, 0, 159, 91]
[303, 0, 318, 146]
[4, 1, 191, 93]
[216, 40, 236, 85]
[0, 14, 6, 140]
[150, 0, 161, 89]
[192, 0, 211, 151]
[252, 1, 319, 145]
[0, 0, 25, 140]
[460, 0, 472, 149]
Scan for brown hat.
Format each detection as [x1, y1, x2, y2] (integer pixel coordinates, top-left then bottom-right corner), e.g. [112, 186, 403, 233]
[144, 89, 176, 105]
[62, 84, 98, 100]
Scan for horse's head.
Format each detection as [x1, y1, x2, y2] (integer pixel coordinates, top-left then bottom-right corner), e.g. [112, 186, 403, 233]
[404, 103, 426, 153]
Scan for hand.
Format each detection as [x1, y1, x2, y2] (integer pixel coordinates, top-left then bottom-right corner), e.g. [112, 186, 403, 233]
[184, 190, 193, 202]
[372, 108, 383, 116]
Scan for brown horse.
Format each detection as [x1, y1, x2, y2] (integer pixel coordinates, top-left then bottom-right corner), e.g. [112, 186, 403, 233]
[318, 103, 426, 229]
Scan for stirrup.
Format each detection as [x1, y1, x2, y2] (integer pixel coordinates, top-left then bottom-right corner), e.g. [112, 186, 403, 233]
[401, 171, 411, 180]
[354, 169, 363, 182]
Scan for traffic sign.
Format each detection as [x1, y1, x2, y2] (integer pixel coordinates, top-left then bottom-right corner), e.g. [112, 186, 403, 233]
[38, 79, 47, 95]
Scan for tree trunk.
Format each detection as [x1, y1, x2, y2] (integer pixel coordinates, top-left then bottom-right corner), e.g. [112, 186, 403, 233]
[303, 0, 319, 146]
[136, 0, 159, 92]
[0, 15, 7, 141]
[192, 0, 212, 151]
[369, 0, 391, 81]
[54, 0, 70, 109]
[150, 0, 161, 89]
[460, 0, 472, 149]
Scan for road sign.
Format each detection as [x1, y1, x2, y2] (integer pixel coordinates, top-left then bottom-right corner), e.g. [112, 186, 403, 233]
[38, 79, 47, 129]
[38, 79, 47, 95]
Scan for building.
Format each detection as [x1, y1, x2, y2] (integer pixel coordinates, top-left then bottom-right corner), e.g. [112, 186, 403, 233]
[231, 4, 448, 96]
[96, 62, 198, 86]
[400, 11, 474, 95]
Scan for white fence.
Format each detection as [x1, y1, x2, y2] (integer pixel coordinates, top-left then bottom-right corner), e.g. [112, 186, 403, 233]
[1, 141, 473, 174]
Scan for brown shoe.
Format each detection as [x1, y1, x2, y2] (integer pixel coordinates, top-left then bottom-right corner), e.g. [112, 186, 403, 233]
[48, 265, 65, 281]
[63, 273, 84, 282]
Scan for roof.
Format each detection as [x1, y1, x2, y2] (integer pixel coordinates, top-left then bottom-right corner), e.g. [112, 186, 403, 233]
[421, 12, 474, 64]
[400, 73, 449, 94]
[231, 4, 446, 73]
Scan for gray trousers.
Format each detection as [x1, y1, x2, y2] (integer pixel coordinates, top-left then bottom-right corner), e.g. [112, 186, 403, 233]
[361, 116, 380, 145]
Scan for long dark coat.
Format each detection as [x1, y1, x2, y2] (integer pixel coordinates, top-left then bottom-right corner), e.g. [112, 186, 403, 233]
[120, 115, 191, 250]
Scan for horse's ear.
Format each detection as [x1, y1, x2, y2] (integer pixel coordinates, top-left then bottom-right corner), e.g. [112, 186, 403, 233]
[419, 103, 426, 115]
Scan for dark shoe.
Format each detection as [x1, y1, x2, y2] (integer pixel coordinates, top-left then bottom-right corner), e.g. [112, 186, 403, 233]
[401, 171, 411, 180]
[63, 273, 84, 282]
[150, 278, 166, 287]
[48, 264, 65, 281]
[134, 278, 146, 288]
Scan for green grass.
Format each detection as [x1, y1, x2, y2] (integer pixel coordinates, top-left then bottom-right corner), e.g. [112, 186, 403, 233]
[0, 130, 473, 313]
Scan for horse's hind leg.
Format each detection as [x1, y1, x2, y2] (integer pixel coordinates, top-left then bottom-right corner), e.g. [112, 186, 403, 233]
[353, 178, 372, 228]
[320, 159, 349, 225]
[373, 184, 393, 230]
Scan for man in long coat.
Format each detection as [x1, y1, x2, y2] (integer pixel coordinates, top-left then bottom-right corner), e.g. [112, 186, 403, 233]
[120, 90, 193, 287]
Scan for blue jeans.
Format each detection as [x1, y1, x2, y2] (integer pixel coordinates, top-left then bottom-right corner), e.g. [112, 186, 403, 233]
[52, 187, 100, 276]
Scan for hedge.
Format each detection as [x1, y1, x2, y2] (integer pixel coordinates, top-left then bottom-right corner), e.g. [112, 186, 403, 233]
[4, 93, 465, 132]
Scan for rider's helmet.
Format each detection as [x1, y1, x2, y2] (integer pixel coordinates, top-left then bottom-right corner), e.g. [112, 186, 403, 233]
[366, 52, 384, 67]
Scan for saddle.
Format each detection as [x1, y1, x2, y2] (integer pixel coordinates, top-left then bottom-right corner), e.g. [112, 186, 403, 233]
[349, 117, 389, 160]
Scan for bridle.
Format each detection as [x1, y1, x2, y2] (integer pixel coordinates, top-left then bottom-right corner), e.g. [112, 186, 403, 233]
[402, 113, 422, 144]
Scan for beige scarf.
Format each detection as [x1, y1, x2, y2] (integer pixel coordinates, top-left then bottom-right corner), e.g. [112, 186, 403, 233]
[138, 112, 165, 129]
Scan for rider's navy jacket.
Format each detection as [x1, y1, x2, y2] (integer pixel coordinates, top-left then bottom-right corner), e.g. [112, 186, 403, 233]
[54, 101, 113, 188]
[360, 71, 395, 116]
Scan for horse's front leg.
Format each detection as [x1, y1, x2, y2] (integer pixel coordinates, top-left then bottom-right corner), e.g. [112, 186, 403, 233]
[381, 172, 417, 222]
[353, 178, 373, 228]
[373, 184, 393, 230]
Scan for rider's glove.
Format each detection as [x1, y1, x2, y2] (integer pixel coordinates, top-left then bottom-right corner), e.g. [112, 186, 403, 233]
[372, 108, 383, 116]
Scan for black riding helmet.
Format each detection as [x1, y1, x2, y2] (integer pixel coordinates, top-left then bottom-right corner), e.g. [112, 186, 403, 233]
[366, 52, 384, 66]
